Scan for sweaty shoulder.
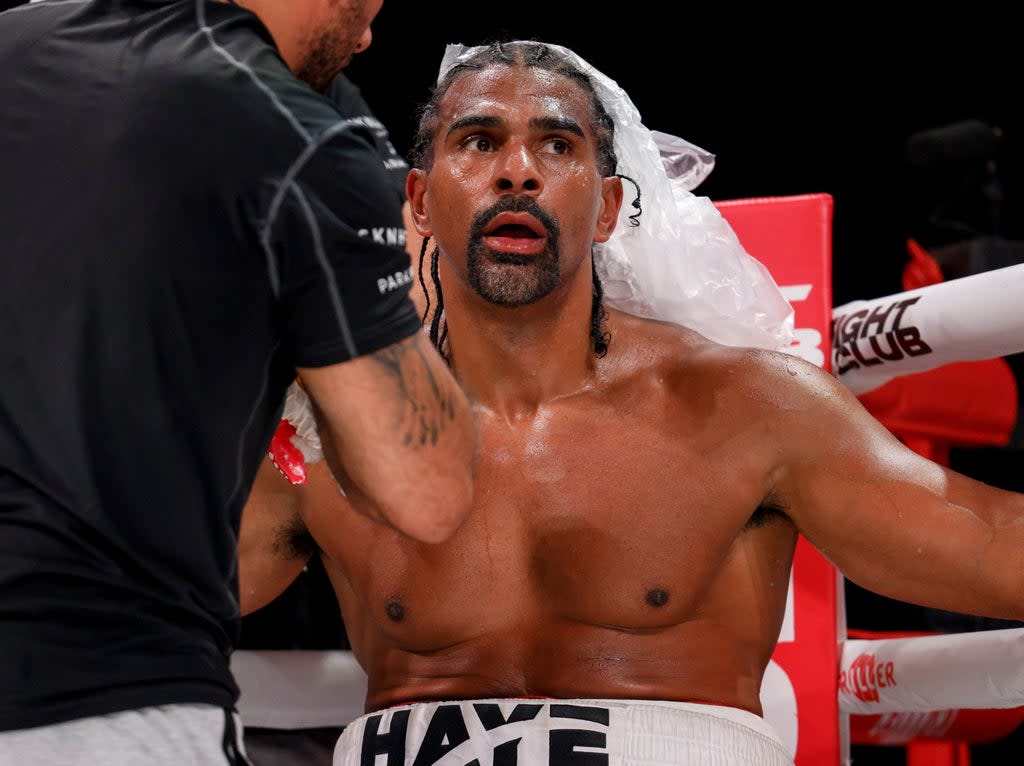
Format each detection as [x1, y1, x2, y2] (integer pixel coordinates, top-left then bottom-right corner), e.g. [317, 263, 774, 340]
[605, 309, 842, 427]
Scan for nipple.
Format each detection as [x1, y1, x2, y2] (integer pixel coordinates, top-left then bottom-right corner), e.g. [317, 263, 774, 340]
[386, 600, 405, 622]
[646, 589, 669, 608]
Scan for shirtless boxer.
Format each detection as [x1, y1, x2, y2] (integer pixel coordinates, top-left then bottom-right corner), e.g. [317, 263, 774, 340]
[239, 41, 1024, 766]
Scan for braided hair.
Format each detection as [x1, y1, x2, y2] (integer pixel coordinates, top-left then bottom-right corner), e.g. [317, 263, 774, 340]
[411, 41, 625, 361]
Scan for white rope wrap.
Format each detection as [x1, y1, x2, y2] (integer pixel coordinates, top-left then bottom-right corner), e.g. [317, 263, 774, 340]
[839, 628, 1024, 714]
[233, 629, 1024, 729]
[281, 382, 323, 464]
[833, 262, 1024, 394]
[438, 42, 795, 352]
[232, 650, 366, 730]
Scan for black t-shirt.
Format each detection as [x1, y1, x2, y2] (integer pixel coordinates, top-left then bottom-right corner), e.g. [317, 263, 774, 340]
[324, 75, 410, 204]
[0, 0, 420, 730]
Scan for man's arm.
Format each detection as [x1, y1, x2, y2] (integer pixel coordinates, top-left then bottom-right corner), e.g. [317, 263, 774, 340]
[270, 87, 474, 544]
[763, 351, 1024, 621]
[298, 328, 476, 544]
[238, 457, 315, 615]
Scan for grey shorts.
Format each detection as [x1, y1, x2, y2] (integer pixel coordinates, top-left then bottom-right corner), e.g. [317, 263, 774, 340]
[0, 703, 252, 766]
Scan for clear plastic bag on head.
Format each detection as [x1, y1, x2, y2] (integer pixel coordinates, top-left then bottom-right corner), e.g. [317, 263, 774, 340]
[650, 130, 717, 192]
[438, 43, 794, 351]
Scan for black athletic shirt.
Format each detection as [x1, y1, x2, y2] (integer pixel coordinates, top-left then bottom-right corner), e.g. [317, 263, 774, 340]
[0, 0, 420, 730]
[324, 74, 411, 204]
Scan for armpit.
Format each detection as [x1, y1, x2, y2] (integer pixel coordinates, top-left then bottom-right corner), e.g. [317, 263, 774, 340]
[745, 500, 789, 531]
[273, 513, 320, 560]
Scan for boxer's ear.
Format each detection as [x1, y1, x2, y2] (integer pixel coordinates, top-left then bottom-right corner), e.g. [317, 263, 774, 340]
[405, 169, 432, 238]
[593, 175, 624, 244]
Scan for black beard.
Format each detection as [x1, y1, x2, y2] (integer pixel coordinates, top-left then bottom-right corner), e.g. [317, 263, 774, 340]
[466, 197, 561, 307]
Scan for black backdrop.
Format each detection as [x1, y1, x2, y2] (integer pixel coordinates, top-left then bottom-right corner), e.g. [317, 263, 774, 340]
[4, 0, 1019, 304]
[345, 3, 1023, 307]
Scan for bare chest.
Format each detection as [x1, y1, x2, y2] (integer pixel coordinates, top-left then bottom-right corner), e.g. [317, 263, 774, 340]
[344, 408, 776, 646]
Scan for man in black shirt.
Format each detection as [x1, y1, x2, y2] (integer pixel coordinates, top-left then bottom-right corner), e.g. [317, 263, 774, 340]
[0, 1, 476, 764]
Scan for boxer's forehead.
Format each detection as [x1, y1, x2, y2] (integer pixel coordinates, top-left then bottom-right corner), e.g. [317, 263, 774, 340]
[436, 65, 595, 137]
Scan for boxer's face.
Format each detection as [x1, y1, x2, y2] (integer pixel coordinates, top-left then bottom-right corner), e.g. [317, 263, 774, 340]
[408, 65, 622, 308]
[296, 0, 383, 91]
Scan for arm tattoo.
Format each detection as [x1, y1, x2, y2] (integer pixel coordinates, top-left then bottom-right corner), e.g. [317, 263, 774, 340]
[369, 340, 457, 449]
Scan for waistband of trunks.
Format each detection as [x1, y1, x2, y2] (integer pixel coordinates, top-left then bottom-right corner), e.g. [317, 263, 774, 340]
[332, 697, 795, 766]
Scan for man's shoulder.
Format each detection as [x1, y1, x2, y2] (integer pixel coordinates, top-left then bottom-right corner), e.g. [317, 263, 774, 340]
[616, 312, 832, 399]
[129, 5, 348, 145]
[134, 56, 374, 187]
[695, 342, 843, 422]
[610, 310, 726, 368]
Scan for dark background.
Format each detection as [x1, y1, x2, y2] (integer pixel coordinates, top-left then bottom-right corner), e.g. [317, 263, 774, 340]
[346, 3, 1023, 308]
[5, 0, 1019, 304]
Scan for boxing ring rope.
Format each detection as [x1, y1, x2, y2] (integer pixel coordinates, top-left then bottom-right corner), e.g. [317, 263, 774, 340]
[838, 628, 1024, 715]
[232, 650, 366, 730]
[231, 627, 1024, 728]
[239, 240, 1024, 762]
[831, 262, 1024, 395]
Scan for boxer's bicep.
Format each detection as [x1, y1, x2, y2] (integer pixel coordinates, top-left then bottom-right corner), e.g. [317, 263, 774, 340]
[777, 369, 1024, 619]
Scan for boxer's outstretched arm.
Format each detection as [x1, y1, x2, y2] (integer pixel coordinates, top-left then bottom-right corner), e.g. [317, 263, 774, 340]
[298, 329, 477, 544]
[762, 351, 1024, 621]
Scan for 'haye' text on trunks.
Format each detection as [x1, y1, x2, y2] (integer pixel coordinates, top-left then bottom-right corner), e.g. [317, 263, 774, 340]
[359, 702, 612, 766]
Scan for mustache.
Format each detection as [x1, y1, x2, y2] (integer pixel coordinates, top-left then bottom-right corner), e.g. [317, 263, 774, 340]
[468, 196, 559, 243]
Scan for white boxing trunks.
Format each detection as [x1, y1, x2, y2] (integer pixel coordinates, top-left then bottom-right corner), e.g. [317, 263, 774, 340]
[332, 698, 794, 766]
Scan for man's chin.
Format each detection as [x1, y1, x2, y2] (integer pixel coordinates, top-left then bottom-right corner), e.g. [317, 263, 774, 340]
[488, 250, 532, 266]
[471, 274, 557, 309]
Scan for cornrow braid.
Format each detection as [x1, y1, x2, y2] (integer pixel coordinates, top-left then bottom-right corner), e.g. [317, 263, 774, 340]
[417, 234, 433, 324]
[590, 257, 610, 357]
[419, 238, 447, 362]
